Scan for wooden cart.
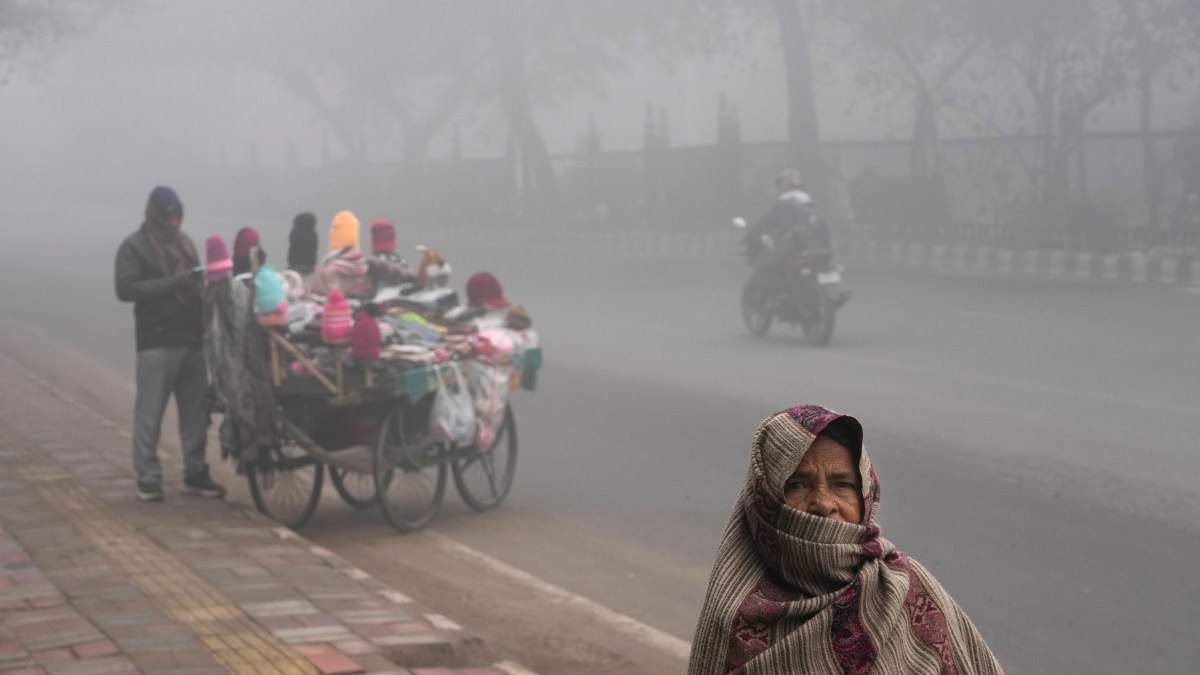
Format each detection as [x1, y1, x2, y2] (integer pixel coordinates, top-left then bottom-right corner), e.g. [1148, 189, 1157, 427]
[246, 330, 541, 532]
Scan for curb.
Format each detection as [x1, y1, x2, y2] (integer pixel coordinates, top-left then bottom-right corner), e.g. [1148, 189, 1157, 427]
[836, 239, 1200, 287]
[423, 227, 1200, 288]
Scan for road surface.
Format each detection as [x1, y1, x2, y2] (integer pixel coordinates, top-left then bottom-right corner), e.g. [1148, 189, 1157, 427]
[3, 234, 1198, 675]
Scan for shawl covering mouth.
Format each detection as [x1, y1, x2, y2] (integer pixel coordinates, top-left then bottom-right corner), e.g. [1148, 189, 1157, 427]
[688, 405, 1002, 675]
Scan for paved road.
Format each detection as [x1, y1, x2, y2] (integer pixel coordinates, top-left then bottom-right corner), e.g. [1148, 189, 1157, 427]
[4, 236, 1199, 674]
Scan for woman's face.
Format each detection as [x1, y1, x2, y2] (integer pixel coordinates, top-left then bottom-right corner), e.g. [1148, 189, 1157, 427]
[783, 435, 863, 524]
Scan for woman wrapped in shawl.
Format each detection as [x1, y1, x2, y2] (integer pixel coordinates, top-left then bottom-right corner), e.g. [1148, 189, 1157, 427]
[688, 405, 1002, 675]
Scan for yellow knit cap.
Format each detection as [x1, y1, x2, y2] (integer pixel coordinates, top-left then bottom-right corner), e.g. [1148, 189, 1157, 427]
[329, 211, 361, 251]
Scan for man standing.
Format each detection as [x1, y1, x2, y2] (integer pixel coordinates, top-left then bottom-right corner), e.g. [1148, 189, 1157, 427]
[114, 186, 226, 501]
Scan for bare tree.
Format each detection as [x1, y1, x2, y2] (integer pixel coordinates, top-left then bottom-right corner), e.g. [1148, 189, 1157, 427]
[250, 2, 485, 168]
[827, 0, 985, 224]
[1113, 0, 1196, 230]
[981, 0, 1137, 241]
[476, 0, 738, 225]
[0, 0, 116, 83]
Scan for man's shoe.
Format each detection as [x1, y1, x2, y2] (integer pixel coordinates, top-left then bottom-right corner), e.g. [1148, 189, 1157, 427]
[182, 468, 226, 498]
[137, 483, 164, 502]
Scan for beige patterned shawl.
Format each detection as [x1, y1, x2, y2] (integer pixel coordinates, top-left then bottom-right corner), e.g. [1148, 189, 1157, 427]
[688, 405, 1003, 675]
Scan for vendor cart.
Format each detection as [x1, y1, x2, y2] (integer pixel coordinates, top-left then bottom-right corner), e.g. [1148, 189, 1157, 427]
[245, 329, 541, 533]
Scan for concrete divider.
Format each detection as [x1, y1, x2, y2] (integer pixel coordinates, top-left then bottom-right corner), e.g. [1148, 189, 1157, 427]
[421, 227, 1199, 287]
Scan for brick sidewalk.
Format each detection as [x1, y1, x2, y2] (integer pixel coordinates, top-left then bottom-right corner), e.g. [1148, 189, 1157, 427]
[0, 349, 535, 675]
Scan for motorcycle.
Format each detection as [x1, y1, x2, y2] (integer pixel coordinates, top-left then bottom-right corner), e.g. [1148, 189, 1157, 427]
[733, 217, 850, 345]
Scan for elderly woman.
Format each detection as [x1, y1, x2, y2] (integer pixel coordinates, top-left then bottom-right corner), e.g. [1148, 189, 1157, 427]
[688, 405, 1002, 675]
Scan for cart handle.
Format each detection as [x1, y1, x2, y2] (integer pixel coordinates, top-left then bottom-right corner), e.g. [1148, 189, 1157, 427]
[270, 332, 340, 396]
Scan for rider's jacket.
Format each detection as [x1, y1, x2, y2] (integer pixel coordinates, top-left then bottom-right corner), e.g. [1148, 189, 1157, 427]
[743, 190, 830, 262]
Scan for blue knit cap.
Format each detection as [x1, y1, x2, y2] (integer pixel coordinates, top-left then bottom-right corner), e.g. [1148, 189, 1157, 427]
[254, 265, 286, 315]
[146, 185, 183, 220]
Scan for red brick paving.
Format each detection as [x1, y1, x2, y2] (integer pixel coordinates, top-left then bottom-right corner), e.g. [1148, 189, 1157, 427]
[72, 639, 120, 658]
[0, 338, 535, 674]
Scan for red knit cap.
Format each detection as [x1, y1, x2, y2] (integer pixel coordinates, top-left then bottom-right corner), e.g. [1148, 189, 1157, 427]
[233, 227, 260, 257]
[466, 271, 509, 308]
[371, 219, 396, 252]
[350, 310, 381, 360]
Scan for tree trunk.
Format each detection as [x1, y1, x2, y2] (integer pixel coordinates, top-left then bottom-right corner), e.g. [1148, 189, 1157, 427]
[911, 88, 949, 231]
[1118, 0, 1164, 234]
[1138, 54, 1162, 234]
[277, 68, 366, 164]
[400, 121, 433, 220]
[1047, 120, 1078, 246]
[768, 0, 827, 205]
[492, 21, 561, 226]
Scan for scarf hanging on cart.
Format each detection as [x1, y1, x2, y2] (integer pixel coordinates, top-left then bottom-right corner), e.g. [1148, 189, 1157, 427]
[203, 277, 279, 471]
[687, 405, 1002, 675]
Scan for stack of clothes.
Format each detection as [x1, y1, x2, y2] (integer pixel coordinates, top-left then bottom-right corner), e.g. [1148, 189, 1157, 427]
[276, 262, 538, 384]
[206, 221, 542, 457]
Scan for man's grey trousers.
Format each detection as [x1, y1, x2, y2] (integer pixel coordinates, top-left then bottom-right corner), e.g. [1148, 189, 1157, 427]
[133, 345, 209, 487]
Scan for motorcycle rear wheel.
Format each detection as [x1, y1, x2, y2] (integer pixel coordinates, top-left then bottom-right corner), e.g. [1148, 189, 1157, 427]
[741, 282, 773, 337]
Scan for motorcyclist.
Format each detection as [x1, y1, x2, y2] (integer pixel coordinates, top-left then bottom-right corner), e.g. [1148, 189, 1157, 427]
[742, 169, 831, 295]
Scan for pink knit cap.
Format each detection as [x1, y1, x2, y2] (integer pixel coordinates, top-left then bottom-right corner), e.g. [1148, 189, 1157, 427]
[321, 290, 352, 344]
[206, 235, 233, 282]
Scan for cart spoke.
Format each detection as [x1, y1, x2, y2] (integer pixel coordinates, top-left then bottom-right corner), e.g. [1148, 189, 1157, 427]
[247, 441, 324, 529]
[329, 466, 378, 510]
[452, 406, 517, 512]
[374, 408, 446, 532]
[479, 453, 499, 499]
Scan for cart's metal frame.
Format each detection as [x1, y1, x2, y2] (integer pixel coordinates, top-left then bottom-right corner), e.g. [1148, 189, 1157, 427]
[244, 331, 535, 532]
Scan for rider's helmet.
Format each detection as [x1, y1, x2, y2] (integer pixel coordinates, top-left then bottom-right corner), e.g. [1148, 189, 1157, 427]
[774, 168, 804, 193]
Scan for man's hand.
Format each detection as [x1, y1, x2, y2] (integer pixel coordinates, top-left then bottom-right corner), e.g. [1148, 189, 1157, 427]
[174, 269, 199, 288]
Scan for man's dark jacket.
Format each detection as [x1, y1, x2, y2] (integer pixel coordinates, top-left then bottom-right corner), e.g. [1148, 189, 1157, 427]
[743, 190, 831, 260]
[114, 225, 203, 352]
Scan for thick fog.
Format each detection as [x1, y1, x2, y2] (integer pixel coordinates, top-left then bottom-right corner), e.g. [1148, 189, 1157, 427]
[3, 1, 1197, 264]
[3, 2, 1197, 247]
[2, 2, 1199, 674]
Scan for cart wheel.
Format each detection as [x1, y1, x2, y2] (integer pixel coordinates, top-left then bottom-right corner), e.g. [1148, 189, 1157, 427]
[329, 467, 379, 510]
[452, 405, 518, 512]
[374, 406, 446, 532]
[247, 439, 324, 529]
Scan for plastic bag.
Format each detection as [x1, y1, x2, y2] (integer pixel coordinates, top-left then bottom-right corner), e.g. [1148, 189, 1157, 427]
[467, 357, 512, 450]
[429, 362, 476, 446]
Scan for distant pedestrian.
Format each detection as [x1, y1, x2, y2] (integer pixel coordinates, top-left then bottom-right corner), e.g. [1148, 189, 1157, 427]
[114, 185, 226, 502]
[688, 405, 1001, 675]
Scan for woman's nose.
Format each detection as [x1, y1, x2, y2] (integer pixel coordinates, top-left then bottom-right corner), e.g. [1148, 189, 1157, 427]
[806, 488, 836, 517]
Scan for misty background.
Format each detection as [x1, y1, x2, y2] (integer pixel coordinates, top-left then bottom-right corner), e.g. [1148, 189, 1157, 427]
[3, 0, 1200, 258]
[2, 2, 1200, 674]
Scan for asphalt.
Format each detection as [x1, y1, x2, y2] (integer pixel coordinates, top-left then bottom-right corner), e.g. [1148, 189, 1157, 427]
[2, 226, 1199, 674]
